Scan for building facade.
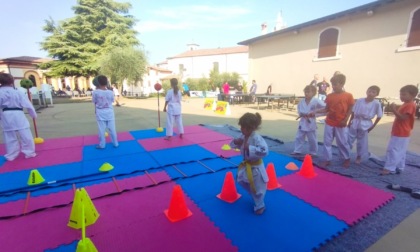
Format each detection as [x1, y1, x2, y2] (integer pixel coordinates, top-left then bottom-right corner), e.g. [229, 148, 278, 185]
[239, 0, 420, 99]
[164, 45, 249, 82]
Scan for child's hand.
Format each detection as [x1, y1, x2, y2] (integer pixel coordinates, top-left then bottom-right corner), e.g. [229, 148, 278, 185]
[339, 120, 347, 127]
[163, 108, 167, 112]
[234, 138, 244, 146]
[390, 103, 397, 111]
[368, 126, 374, 133]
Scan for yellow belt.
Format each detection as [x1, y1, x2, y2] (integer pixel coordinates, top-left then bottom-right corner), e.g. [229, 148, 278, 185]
[239, 159, 262, 193]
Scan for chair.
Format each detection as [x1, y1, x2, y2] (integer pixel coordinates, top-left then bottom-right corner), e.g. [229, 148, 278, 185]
[29, 87, 40, 105]
[41, 84, 53, 106]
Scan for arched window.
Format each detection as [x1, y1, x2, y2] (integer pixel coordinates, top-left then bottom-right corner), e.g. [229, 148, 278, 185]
[28, 75, 37, 86]
[407, 8, 420, 47]
[318, 28, 339, 58]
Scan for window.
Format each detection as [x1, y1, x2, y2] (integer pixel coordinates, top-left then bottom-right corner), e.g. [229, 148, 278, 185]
[318, 28, 339, 58]
[29, 75, 37, 86]
[213, 62, 219, 72]
[407, 8, 420, 47]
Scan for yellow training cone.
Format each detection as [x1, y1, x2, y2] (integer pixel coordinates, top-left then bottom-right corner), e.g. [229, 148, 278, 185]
[34, 137, 44, 144]
[221, 144, 231, 151]
[76, 204, 98, 252]
[68, 188, 100, 229]
[27, 169, 45, 185]
[99, 162, 114, 172]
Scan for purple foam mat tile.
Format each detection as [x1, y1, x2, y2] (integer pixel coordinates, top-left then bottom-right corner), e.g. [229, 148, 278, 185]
[183, 131, 232, 144]
[27, 189, 75, 212]
[138, 136, 195, 151]
[84, 182, 237, 252]
[83, 131, 134, 146]
[116, 171, 170, 191]
[33, 136, 84, 151]
[0, 205, 79, 252]
[0, 199, 25, 217]
[174, 125, 215, 134]
[198, 140, 240, 158]
[0, 146, 83, 173]
[278, 167, 395, 225]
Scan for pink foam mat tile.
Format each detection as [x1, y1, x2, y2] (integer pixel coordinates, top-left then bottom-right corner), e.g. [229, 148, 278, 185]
[199, 140, 241, 158]
[0, 146, 83, 173]
[0, 199, 25, 217]
[138, 136, 195, 151]
[174, 125, 215, 134]
[88, 181, 237, 251]
[83, 131, 134, 146]
[116, 171, 171, 191]
[0, 205, 79, 251]
[278, 167, 395, 225]
[27, 190, 75, 213]
[183, 131, 232, 144]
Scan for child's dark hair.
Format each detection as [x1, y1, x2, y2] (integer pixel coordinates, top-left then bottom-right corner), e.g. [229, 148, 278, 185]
[400, 85, 419, 97]
[330, 73, 346, 85]
[304, 85, 317, 95]
[238, 112, 262, 131]
[97, 75, 108, 86]
[0, 73, 14, 85]
[170, 78, 179, 95]
[368, 85, 380, 95]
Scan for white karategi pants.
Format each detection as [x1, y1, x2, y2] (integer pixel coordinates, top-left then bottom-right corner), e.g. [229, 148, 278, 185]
[97, 119, 118, 148]
[348, 127, 369, 159]
[294, 130, 318, 155]
[323, 124, 350, 161]
[384, 136, 410, 173]
[237, 165, 267, 211]
[166, 114, 184, 137]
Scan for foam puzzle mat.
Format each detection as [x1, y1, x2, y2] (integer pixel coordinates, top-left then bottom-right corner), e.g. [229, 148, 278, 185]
[0, 125, 394, 252]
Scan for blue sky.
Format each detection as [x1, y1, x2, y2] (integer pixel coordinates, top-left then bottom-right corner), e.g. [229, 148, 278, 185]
[0, 0, 374, 65]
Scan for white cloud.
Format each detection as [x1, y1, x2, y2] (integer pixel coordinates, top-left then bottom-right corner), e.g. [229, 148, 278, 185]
[137, 4, 251, 33]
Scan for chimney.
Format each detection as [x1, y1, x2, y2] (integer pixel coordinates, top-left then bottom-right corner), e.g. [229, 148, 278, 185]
[187, 43, 199, 51]
[261, 22, 268, 35]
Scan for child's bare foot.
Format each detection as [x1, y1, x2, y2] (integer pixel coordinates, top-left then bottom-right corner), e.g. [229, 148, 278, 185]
[164, 136, 171, 140]
[319, 161, 330, 167]
[355, 156, 361, 164]
[255, 207, 265, 215]
[343, 159, 350, 168]
[380, 169, 395, 175]
[179, 133, 183, 139]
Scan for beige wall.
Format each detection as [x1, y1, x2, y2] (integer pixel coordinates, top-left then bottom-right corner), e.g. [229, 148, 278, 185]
[248, 0, 420, 99]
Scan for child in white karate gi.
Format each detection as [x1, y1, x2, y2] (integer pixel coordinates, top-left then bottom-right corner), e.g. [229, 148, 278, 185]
[92, 75, 118, 149]
[0, 73, 37, 161]
[292, 85, 325, 156]
[230, 112, 269, 215]
[163, 78, 184, 140]
[347, 85, 382, 164]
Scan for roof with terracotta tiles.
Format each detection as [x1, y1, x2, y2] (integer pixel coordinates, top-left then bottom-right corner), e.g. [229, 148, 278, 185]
[168, 46, 248, 59]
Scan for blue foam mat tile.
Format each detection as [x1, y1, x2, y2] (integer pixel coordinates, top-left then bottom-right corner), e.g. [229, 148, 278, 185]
[83, 140, 146, 161]
[0, 156, 6, 167]
[177, 171, 348, 252]
[199, 158, 238, 172]
[44, 240, 78, 252]
[0, 163, 83, 203]
[129, 129, 167, 140]
[263, 152, 299, 177]
[149, 145, 217, 167]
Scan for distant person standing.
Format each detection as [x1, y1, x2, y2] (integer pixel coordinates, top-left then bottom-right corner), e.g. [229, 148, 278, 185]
[0, 73, 37, 161]
[112, 84, 121, 106]
[309, 74, 319, 86]
[266, 84, 272, 95]
[222, 81, 230, 102]
[316, 77, 330, 101]
[92, 76, 119, 149]
[249, 80, 258, 102]
[182, 82, 190, 102]
[164, 78, 184, 140]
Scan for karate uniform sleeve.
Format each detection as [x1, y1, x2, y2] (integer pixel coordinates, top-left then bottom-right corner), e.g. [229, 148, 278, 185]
[248, 135, 269, 159]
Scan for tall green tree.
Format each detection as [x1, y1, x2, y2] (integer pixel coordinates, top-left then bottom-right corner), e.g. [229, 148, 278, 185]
[40, 0, 139, 77]
[99, 47, 147, 88]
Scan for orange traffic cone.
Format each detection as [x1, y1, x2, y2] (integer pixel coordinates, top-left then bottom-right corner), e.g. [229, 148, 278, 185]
[297, 154, 317, 178]
[164, 185, 192, 222]
[266, 163, 281, 190]
[217, 171, 241, 203]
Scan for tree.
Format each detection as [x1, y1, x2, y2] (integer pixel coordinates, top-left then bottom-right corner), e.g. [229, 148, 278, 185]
[99, 47, 147, 89]
[40, 0, 139, 77]
[209, 70, 241, 91]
